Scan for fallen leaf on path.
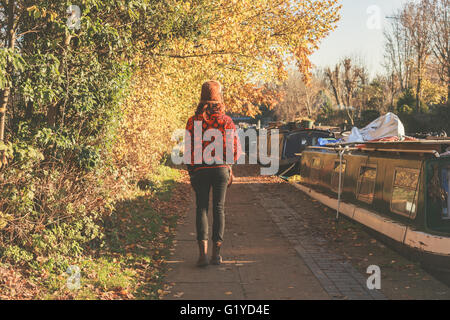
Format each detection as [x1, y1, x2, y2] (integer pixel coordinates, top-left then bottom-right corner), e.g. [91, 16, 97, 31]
[119, 289, 129, 296]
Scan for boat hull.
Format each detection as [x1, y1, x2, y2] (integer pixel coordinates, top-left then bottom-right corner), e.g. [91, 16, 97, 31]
[272, 137, 450, 278]
[289, 180, 450, 276]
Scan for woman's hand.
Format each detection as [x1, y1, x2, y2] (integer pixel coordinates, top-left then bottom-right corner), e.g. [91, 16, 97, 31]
[228, 167, 234, 187]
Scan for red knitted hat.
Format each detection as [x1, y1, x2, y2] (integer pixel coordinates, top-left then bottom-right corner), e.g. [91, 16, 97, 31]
[200, 80, 223, 104]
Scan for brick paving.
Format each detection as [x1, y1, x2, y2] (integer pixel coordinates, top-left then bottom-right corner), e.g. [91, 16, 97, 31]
[249, 182, 386, 300]
[164, 165, 386, 300]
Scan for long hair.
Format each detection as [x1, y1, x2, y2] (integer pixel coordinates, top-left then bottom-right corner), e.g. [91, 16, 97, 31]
[195, 102, 225, 117]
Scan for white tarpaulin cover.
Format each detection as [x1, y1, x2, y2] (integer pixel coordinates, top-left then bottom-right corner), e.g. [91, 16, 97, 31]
[344, 112, 405, 143]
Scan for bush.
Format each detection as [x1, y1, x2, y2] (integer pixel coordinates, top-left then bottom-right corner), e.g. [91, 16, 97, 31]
[2, 245, 34, 264]
[0, 149, 116, 261]
[396, 89, 429, 114]
[396, 89, 416, 111]
[398, 104, 414, 115]
[356, 109, 381, 127]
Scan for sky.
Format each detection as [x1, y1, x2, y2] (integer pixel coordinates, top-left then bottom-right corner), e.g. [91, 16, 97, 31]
[310, 0, 411, 78]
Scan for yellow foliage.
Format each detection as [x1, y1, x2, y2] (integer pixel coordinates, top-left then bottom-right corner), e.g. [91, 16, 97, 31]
[419, 79, 447, 105]
[151, 0, 341, 115]
[114, 0, 341, 177]
[113, 65, 192, 178]
[0, 211, 13, 230]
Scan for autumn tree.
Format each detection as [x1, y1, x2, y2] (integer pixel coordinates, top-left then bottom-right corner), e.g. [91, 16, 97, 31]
[0, 0, 22, 167]
[0, 0, 215, 259]
[274, 70, 328, 121]
[324, 57, 367, 126]
[116, 0, 342, 177]
[0, 1, 213, 163]
[384, 12, 414, 93]
[427, 0, 449, 102]
[384, 0, 448, 112]
[147, 0, 341, 116]
[365, 76, 390, 112]
[400, 1, 433, 112]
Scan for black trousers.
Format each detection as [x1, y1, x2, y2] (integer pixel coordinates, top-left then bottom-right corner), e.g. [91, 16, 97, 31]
[190, 167, 230, 242]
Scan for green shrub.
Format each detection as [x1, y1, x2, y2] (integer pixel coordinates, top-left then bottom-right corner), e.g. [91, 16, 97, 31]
[398, 104, 414, 115]
[2, 245, 34, 264]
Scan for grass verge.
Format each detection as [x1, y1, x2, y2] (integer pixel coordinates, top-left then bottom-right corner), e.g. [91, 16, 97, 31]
[0, 165, 189, 300]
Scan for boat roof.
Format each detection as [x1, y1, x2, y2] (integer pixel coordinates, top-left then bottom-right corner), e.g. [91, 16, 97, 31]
[334, 139, 450, 146]
[306, 139, 450, 157]
[276, 128, 335, 135]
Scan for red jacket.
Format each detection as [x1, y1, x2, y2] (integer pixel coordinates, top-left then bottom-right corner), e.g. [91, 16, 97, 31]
[185, 112, 242, 173]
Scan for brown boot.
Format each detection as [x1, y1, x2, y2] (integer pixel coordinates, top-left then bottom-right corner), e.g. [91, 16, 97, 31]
[210, 242, 222, 265]
[197, 240, 208, 267]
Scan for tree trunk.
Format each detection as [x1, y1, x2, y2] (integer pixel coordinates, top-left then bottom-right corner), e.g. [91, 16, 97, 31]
[416, 59, 422, 113]
[447, 67, 450, 105]
[304, 88, 312, 118]
[326, 71, 341, 107]
[416, 77, 421, 112]
[47, 32, 72, 127]
[0, 0, 17, 168]
[0, 88, 9, 143]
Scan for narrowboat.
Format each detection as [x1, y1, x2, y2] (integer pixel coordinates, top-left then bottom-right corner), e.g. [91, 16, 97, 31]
[266, 128, 337, 176]
[294, 140, 450, 274]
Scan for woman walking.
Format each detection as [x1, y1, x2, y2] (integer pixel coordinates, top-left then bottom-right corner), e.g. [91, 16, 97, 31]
[185, 80, 242, 267]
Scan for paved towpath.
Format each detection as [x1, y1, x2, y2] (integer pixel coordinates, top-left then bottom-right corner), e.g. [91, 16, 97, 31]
[163, 165, 387, 300]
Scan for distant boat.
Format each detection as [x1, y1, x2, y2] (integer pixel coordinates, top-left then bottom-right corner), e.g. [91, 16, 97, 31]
[265, 128, 337, 176]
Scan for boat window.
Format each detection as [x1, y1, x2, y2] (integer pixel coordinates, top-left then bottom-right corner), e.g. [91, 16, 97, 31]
[310, 157, 322, 182]
[312, 158, 321, 168]
[284, 133, 307, 158]
[331, 160, 346, 193]
[390, 168, 419, 219]
[356, 166, 377, 204]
